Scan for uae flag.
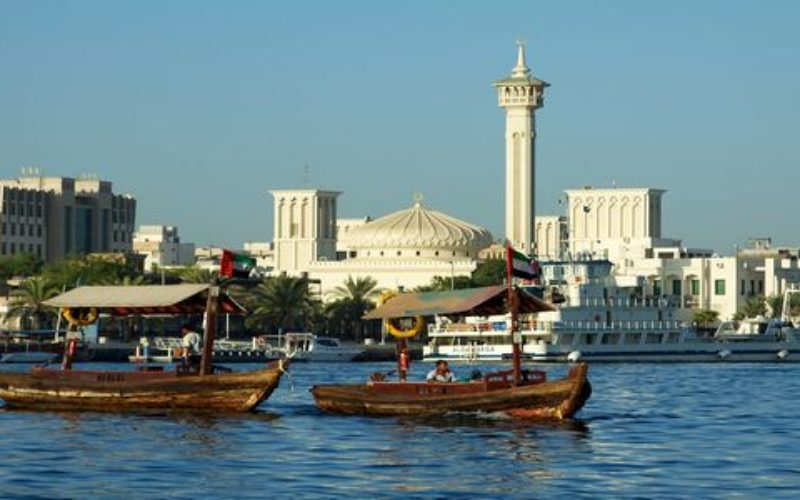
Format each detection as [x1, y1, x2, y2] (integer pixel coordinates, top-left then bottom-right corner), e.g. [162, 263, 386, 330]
[220, 250, 256, 278]
[506, 243, 539, 280]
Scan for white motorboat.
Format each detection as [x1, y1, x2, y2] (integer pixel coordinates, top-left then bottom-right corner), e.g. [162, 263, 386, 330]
[280, 333, 365, 362]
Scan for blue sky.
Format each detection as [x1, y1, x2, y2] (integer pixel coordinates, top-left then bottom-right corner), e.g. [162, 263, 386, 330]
[1, 0, 798, 252]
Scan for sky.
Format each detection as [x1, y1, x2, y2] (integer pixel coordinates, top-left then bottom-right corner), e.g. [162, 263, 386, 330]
[1, 0, 799, 253]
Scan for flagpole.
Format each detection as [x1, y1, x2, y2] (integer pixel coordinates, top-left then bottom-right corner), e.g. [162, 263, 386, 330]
[506, 242, 521, 386]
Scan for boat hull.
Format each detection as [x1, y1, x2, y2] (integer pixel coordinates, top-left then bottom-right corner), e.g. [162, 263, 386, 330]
[0, 361, 288, 413]
[312, 363, 590, 420]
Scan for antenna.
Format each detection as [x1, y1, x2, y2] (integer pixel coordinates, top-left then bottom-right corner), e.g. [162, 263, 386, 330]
[301, 164, 311, 187]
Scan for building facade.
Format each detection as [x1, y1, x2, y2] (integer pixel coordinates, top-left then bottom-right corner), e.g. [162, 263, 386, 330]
[0, 172, 136, 262]
[270, 189, 340, 275]
[132, 225, 195, 270]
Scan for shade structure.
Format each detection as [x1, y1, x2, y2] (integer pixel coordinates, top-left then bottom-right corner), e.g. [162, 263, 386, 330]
[44, 284, 246, 316]
[362, 285, 554, 320]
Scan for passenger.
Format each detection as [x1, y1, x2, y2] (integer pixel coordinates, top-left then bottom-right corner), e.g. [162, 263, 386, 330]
[181, 323, 202, 354]
[179, 323, 202, 372]
[426, 360, 456, 382]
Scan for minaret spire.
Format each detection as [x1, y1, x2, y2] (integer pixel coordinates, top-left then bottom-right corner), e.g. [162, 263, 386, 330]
[511, 39, 531, 79]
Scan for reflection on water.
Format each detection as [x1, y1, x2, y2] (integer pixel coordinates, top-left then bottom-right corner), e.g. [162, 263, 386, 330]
[1, 362, 799, 497]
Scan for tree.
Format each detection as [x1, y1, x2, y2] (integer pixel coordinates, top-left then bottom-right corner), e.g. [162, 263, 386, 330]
[325, 276, 381, 339]
[245, 275, 319, 333]
[176, 266, 218, 284]
[472, 259, 506, 286]
[0, 253, 44, 281]
[693, 309, 719, 328]
[41, 255, 141, 290]
[733, 297, 768, 321]
[6, 277, 59, 330]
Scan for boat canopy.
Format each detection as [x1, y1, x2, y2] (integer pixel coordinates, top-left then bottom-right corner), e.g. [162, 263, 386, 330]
[362, 285, 554, 320]
[43, 284, 246, 316]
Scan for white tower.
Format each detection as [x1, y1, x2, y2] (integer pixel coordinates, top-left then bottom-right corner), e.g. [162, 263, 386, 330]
[494, 43, 549, 254]
[271, 189, 340, 275]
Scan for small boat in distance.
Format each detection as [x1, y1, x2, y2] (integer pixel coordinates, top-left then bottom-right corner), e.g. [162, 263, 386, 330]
[278, 333, 365, 362]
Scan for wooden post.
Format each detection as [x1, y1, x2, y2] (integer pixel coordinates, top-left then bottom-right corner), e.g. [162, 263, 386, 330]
[505, 242, 522, 386]
[200, 284, 220, 376]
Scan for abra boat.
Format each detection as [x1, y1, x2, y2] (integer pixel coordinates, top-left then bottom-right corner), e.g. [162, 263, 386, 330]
[312, 277, 591, 420]
[0, 283, 289, 413]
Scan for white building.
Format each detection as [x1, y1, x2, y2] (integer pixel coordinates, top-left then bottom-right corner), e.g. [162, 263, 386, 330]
[307, 199, 493, 294]
[271, 189, 339, 275]
[132, 225, 195, 270]
[243, 241, 274, 273]
[494, 43, 548, 254]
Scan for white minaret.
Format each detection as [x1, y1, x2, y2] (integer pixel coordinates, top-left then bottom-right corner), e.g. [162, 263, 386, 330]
[494, 42, 549, 254]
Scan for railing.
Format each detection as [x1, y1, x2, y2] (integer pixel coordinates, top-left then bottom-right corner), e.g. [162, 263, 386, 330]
[429, 318, 684, 336]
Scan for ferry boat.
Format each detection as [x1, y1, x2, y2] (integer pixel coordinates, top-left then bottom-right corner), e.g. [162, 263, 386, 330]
[279, 333, 365, 362]
[424, 259, 800, 363]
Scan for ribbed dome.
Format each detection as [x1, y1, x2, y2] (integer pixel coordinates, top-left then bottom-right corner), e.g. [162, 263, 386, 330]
[344, 200, 493, 253]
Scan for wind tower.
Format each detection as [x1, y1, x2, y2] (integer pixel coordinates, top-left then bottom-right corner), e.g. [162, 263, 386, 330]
[494, 42, 549, 255]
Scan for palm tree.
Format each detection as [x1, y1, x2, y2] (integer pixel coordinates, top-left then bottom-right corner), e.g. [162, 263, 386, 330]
[6, 277, 59, 330]
[325, 276, 381, 339]
[245, 275, 319, 332]
[178, 266, 218, 284]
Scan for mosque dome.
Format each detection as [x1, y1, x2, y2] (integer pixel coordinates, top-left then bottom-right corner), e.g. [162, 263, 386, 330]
[344, 198, 493, 258]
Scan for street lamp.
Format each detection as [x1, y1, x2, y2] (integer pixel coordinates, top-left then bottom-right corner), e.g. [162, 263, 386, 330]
[449, 260, 455, 291]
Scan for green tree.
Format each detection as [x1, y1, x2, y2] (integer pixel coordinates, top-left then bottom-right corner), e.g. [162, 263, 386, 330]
[325, 276, 380, 339]
[176, 266, 218, 284]
[733, 297, 768, 320]
[765, 293, 800, 319]
[693, 309, 719, 328]
[472, 258, 506, 286]
[0, 253, 44, 280]
[42, 255, 141, 290]
[6, 277, 59, 330]
[245, 275, 319, 332]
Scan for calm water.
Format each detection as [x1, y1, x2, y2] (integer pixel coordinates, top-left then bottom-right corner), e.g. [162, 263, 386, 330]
[1, 362, 799, 498]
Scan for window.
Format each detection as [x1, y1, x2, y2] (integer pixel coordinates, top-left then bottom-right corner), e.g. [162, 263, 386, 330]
[740, 279, 745, 296]
[758, 280, 764, 293]
[36, 204, 42, 217]
[691, 279, 700, 296]
[28, 224, 33, 237]
[1, 242, 5, 254]
[672, 279, 681, 296]
[37, 225, 42, 237]
[10, 223, 15, 235]
[653, 279, 662, 296]
[10, 243, 16, 253]
[1, 223, 5, 235]
[37, 244, 42, 257]
[714, 279, 726, 296]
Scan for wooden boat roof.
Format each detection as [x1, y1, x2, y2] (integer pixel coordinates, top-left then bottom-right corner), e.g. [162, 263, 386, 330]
[362, 285, 555, 319]
[43, 284, 246, 316]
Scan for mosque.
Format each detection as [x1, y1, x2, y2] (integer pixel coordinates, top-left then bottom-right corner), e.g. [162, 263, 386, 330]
[268, 44, 546, 294]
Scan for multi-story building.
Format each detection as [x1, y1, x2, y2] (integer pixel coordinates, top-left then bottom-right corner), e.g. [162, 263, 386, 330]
[0, 171, 136, 262]
[132, 225, 195, 270]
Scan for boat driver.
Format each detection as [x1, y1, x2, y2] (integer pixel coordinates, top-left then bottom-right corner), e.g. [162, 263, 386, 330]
[426, 360, 456, 383]
[181, 323, 202, 354]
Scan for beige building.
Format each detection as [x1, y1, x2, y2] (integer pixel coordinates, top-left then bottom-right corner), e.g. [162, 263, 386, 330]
[270, 189, 340, 275]
[0, 171, 136, 262]
[133, 225, 195, 270]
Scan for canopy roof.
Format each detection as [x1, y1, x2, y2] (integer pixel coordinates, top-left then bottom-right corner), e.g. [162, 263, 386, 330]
[44, 284, 245, 316]
[362, 285, 554, 320]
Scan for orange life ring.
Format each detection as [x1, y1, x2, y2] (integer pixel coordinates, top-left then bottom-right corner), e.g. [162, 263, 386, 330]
[62, 307, 99, 326]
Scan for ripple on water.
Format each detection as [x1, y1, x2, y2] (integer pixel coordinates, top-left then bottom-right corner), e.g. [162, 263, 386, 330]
[1, 362, 800, 497]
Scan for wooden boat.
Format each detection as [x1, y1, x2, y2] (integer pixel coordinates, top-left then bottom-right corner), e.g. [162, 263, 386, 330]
[313, 362, 590, 419]
[0, 360, 287, 412]
[0, 283, 289, 413]
[313, 247, 592, 420]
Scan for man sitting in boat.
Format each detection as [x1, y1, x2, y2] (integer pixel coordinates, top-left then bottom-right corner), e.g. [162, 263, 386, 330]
[426, 360, 456, 383]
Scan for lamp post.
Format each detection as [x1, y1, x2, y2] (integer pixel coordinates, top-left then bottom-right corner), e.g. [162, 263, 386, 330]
[449, 260, 455, 290]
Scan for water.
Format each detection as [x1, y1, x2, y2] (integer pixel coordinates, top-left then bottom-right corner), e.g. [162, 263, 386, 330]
[1, 362, 799, 498]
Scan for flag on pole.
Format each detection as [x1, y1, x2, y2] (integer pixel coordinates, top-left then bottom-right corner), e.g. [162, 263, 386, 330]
[506, 243, 539, 280]
[220, 250, 256, 278]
